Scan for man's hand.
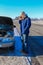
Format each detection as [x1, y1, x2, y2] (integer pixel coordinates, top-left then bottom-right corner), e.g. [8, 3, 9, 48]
[19, 16, 22, 20]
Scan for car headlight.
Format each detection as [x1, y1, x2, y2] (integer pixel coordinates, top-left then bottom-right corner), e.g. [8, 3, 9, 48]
[2, 37, 14, 42]
[2, 31, 14, 42]
[8, 37, 14, 40]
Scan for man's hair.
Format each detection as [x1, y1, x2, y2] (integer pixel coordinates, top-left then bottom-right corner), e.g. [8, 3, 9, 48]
[21, 11, 26, 15]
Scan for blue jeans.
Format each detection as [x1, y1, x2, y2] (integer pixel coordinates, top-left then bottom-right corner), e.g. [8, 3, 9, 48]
[21, 34, 29, 53]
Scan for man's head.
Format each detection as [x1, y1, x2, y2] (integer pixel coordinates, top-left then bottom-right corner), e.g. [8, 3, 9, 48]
[20, 11, 26, 19]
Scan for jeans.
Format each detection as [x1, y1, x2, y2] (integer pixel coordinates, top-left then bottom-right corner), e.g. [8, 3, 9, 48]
[21, 34, 29, 53]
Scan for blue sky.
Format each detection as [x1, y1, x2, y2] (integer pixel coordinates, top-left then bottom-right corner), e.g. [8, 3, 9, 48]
[0, 0, 43, 18]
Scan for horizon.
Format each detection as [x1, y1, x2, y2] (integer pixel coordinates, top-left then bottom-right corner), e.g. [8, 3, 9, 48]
[0, 0, 43, 18]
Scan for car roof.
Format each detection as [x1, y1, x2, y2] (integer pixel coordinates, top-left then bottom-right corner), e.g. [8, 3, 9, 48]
[0, 16, 13, 25]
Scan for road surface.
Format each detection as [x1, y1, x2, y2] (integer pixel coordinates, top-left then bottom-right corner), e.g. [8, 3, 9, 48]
[30, 23, 43, 36]
[14, 22, 43, 65]
[0, 22, 43, 65]
[29, 23, 43, 65]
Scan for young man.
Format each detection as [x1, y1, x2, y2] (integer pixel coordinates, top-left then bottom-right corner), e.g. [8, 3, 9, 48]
[19, 12, 31, 53]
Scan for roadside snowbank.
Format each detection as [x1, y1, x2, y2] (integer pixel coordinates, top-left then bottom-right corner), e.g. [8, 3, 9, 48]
[32, 21, 43, 25]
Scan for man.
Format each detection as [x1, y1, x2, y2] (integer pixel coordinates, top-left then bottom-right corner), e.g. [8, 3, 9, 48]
[19, 12, 31, 53]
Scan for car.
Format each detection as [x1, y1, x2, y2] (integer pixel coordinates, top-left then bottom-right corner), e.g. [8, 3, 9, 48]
[0, 16, 14, 48]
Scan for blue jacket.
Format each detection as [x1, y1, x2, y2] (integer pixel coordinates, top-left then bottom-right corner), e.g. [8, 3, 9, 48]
[19, 17, 31, 34]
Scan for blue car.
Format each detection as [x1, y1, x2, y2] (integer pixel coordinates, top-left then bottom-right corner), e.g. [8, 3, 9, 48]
[0, 16, 14, 48]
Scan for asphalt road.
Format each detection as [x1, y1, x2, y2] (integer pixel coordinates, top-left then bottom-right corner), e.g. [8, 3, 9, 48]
[29, 23, 43, 36]
[29, 23, 43, 65]
[0, 23, 43, 65]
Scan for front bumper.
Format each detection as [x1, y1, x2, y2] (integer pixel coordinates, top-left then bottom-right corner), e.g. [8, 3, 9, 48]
[0, 36, 14, 48]
[0, 42, 14, 48]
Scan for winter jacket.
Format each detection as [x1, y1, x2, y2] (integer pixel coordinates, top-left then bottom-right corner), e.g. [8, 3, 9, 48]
[19, 17, 31, 34]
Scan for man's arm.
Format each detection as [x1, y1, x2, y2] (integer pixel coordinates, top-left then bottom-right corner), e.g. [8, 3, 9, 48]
[19, 20, 21, 24]
[24, 18, 31, 32]
[19, 16, 22, 24]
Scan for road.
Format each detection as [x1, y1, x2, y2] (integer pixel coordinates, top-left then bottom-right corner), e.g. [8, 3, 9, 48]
[0, 22, 43, 65]
[29, 23, 43, 65]
[30, 23, 43, 36]
[14, 23, 43, 65]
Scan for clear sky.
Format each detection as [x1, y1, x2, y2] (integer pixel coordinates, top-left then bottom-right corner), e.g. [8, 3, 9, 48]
[0, 0, 43, 18]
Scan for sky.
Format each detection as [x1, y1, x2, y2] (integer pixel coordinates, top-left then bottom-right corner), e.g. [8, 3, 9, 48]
[0, 0, 43, 18]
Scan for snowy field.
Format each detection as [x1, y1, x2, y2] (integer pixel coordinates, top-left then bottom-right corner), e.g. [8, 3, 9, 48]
[32, 20, 43, 25]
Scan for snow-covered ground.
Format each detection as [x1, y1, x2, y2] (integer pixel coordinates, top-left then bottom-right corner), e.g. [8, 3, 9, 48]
[32, 20, 43, 25]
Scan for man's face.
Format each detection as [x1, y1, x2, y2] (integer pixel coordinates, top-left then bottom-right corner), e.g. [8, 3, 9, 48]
[21, 13, 26, 19]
